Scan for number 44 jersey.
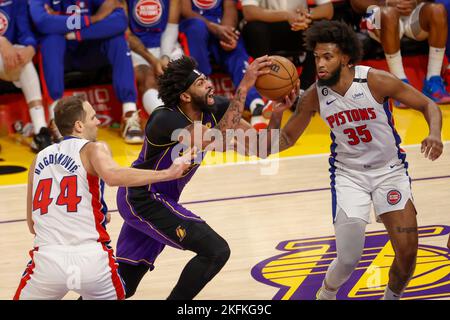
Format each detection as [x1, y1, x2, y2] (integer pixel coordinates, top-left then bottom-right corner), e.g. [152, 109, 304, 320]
[31, 137, 110, 247]
[317, 66, 406, 170]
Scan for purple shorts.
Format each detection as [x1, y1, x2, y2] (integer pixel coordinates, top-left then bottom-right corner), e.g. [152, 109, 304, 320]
[115, 186, 205, 269]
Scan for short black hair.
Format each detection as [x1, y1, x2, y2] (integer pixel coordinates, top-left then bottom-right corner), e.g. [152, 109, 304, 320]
[157, 56, 198, 107]
[54, 96, 86, 136]
[305, 20, 363, 65]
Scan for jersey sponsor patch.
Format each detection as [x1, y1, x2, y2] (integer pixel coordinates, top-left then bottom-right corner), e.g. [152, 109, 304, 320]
[0, 10, 9, 36]
[352, 92, 365, 100]
[252, 225, 450, 300]
[387, 189, 402, 205]
[133, 0, 163, 27]
[193, 0, 218, 10]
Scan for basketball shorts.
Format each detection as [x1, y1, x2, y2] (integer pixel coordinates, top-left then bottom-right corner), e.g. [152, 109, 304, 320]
[14, 242, 125, 300]
[131, 45, 184, 68]
[366, 2, 428, 42]
[116, 187, 210, 269]
[331, 159, 413, 224]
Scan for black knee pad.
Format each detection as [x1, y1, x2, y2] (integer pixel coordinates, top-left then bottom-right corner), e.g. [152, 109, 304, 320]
[118, 262, 149, 299]
[183, 222, 231, 268]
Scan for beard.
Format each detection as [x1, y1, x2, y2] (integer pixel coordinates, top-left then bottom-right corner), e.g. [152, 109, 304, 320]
[317, 64, 342, 87]
[192, 90, 214, 111]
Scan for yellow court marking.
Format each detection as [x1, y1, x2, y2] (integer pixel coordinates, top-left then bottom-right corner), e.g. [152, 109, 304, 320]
[1, 105, 450, 186]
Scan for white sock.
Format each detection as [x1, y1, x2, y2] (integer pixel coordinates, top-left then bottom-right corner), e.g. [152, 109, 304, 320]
[142, 89, 163, 115]
[427, 46, 445, 80]
[385, 51, 407, 80]
[317, 281, 338, 300]
[123, 102, 137, 115]
[29, 105, 47, 134]
[19, 62, 42, 103]
[383, 286, 402, 300]
[48, 100, 58, 120]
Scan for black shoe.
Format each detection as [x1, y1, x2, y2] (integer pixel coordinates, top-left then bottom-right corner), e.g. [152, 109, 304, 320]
[31, 127, 53, 153]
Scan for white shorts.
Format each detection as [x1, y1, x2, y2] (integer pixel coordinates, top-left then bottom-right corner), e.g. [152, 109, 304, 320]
[131, 45, 184, 68]
[14, 243, 125, 300]
[331, 159, 413, 224]
[366, 2, 428, 42]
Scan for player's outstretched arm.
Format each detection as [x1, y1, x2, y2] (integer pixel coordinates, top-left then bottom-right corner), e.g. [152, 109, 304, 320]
[229, 84, 300, 157]
[83, 141, 194, 187]
[368, 69, 443, 161]
[26, 157, 37, 235]
[263, 84, 319, 157]
[215, 56, 272, 136]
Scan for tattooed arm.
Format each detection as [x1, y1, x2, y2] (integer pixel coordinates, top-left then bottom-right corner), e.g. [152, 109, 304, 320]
[230, 84, 299, 157]
[215, 55, 272, 137]
[178, 56, 271, 152]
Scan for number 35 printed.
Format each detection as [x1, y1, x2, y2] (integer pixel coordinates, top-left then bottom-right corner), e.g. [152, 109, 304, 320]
[343, 125, 373, 145]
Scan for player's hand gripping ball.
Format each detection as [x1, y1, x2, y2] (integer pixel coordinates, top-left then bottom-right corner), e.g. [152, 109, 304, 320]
[255, 55, 299, 101]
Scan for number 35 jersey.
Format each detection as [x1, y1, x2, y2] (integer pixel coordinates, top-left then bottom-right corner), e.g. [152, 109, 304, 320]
[317, 65, 406, 170]
[32, 137, 109, 247]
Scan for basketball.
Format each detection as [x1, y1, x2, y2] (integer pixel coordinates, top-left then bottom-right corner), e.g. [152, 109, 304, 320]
[255, 55, 299, 101]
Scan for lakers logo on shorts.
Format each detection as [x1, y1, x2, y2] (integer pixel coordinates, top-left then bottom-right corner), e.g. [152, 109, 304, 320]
[387, 189, 402, 205]
[176, 226, 187, 242]
[251, 225, 450, 300]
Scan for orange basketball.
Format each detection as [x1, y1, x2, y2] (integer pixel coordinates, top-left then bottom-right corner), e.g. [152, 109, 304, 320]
[255, 55, 299, 101]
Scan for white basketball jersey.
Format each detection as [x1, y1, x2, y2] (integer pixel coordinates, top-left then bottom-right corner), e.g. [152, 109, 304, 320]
[317, 66, 406, 169]
[31, 138, 110, 247]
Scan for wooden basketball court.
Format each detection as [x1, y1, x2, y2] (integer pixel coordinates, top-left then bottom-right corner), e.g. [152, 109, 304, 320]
[0, 106, 449, 300]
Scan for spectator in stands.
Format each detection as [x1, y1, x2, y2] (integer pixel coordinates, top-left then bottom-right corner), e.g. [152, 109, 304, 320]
[0, 0, 52, 152]
[124, 0, 183, 117]
[179, 0, 272, 129]
[351, 0, 450, 105]
[240, 0, 334, 92]
[434, 0, 450, 87]
[29, 0, 144, 144]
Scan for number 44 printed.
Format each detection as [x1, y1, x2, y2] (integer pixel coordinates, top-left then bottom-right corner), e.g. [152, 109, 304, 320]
[33, 176, 82, 215]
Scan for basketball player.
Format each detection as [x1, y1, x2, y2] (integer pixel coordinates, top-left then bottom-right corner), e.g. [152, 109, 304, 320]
[250, 20, 443, 300]
[14, 96, 194, 300]
[0, 0, 52, 152]
[179, 0, 272, 129]
[351, 0, 450, 106]
[114, 55, 290, 300]
[30, 0, 145, 144]
[124, 0, 184, 116]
